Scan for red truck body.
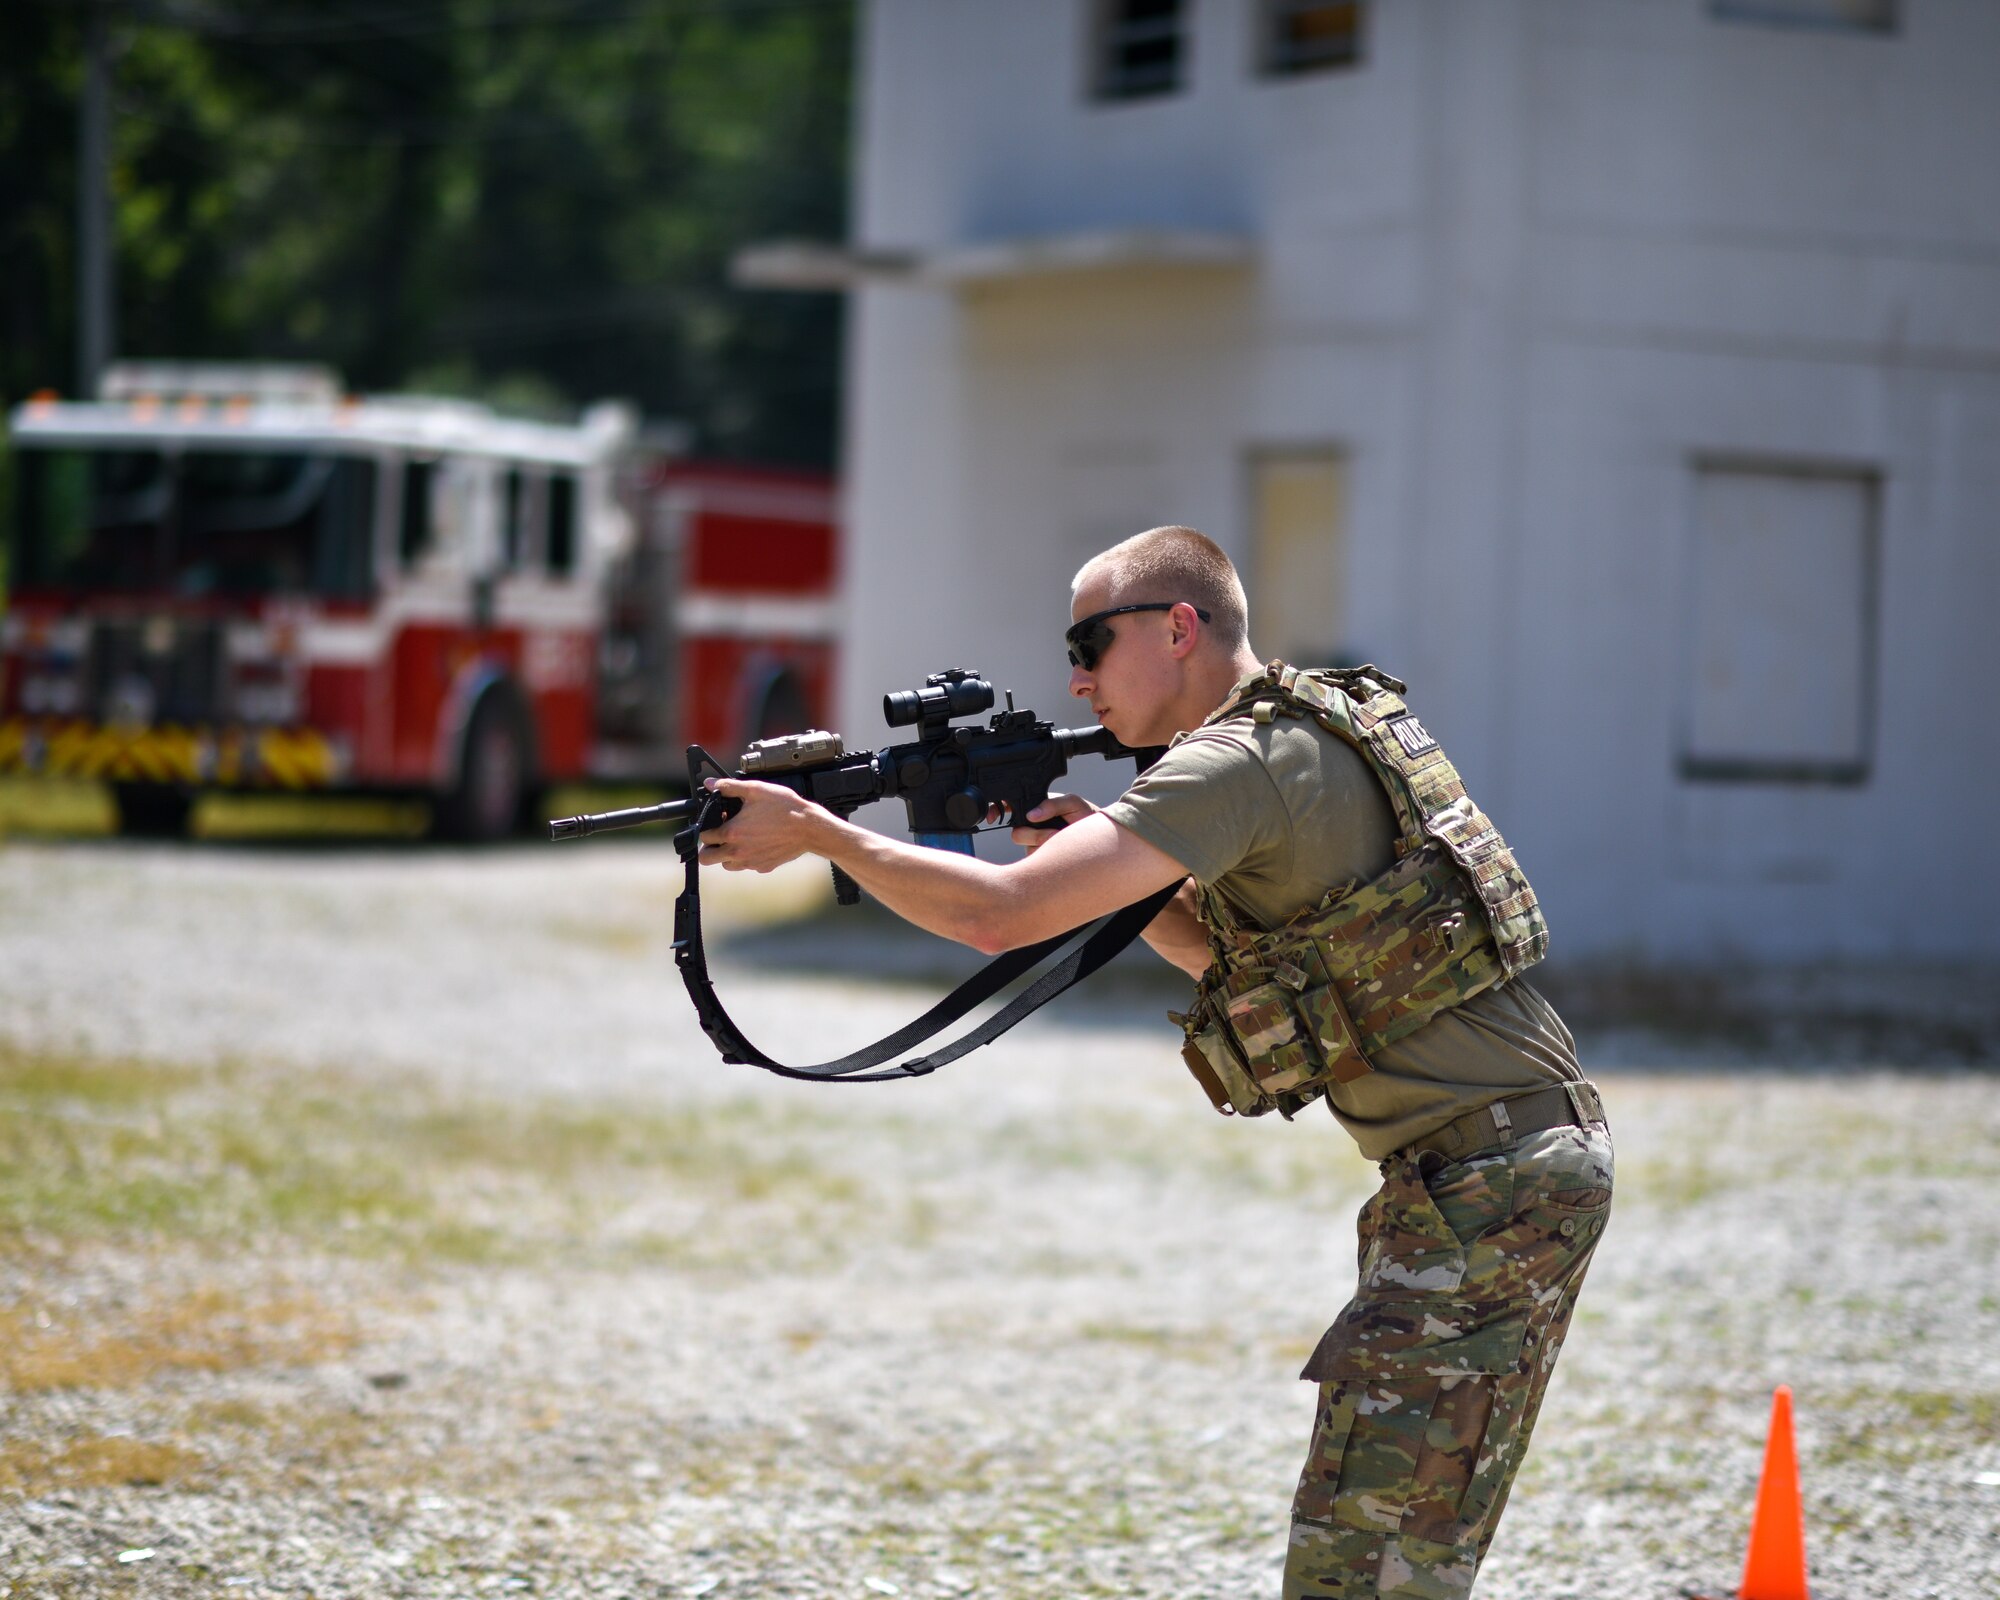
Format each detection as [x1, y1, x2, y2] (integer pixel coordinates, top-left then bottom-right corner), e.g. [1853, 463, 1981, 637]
[1, 365, 839, 837]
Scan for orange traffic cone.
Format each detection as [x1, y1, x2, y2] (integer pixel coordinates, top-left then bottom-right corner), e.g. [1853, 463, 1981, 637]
[1738, 1385, 1810, 1600]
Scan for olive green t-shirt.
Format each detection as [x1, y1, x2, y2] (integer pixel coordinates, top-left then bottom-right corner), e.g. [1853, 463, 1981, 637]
[1101, 689, 1582, 1161]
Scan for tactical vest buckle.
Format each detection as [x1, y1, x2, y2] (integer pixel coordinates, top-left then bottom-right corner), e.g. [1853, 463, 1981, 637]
[1424, 910, 1476, 958]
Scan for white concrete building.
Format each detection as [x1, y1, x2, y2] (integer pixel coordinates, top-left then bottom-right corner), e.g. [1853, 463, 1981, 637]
[746, 0, 2000, 965]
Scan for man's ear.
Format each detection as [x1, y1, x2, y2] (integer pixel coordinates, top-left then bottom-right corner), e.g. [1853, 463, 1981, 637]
[1168, 602, 1202, 660]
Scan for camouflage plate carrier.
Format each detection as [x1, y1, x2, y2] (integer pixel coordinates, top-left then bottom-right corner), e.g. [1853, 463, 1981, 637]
[1173, 663, 1549, 1119]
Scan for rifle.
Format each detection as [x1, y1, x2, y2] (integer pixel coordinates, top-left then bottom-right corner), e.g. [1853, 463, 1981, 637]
[548, 669, 1180, 1082]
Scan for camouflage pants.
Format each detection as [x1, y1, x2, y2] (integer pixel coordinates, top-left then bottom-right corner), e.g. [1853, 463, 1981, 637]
[1281, 1123, 1614, 1599]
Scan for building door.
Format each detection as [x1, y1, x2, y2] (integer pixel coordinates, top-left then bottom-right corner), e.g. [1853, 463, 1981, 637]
[1249, 449, 1347, 667]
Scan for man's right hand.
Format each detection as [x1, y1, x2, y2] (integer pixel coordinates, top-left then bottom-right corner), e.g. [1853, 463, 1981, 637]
[1011, 792, 1097, 853]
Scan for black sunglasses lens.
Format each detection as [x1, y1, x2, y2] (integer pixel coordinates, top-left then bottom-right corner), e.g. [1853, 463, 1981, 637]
[1067, 620, 1111, 671]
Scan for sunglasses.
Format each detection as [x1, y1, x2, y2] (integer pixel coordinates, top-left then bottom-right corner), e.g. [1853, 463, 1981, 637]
[1065, 602, 1213, 671]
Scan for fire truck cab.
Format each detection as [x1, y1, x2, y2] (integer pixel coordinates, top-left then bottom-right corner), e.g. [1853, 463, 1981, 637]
[0, 363, 838, 839]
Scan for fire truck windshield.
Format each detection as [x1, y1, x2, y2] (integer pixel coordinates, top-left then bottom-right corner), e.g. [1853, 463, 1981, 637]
[8, 445, 378, 601]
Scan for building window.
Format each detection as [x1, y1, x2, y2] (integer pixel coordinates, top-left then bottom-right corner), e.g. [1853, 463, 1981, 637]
[1679, 463, 1880, 785]
[1091, 0, 1187, 102]
[546, 473, 578, 577]
[501, 468, 526, 570]
[1259, 0, 1364, 76]
[1709, 1, 1896, 35]
[398, 458, 434, 569]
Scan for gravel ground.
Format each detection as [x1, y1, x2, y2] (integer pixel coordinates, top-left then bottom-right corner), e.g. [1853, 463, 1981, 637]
[2, 838, 1998, 1599]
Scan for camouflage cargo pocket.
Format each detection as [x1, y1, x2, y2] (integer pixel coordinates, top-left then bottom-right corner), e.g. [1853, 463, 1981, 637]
[1175, 966, 1301, 1118]
[1224, 975, 1322, 1098]
[1294, 1297, 1532, 1545]
[1178, 1012, 1271, 1117]
[1183, 952, 1370, 1119]
[1290, 1380, 1362, 1525]
[1289, 964, 1372, 1087]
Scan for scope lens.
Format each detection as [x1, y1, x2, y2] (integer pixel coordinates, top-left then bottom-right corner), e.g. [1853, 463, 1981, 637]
[883, 688, 925, 726]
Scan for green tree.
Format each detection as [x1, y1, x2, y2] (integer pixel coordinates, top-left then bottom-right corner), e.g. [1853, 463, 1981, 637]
[0, 0, 852, 467]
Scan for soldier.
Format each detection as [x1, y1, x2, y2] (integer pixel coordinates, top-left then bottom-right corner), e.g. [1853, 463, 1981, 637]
[700, 524, 1613, 1600]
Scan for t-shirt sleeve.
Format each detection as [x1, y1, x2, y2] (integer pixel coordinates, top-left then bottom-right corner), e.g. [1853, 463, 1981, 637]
[1100, 727, 1294, 888]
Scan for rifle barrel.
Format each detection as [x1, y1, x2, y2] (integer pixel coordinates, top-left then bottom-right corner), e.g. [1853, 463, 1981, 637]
[547, 797, 693, 841]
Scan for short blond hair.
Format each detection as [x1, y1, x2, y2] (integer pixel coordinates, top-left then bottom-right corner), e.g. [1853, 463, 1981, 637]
[1074, 525, 1248, 651]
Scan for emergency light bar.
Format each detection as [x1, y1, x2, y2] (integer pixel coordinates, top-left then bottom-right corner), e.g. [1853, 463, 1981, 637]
[99, 362, 342, 408]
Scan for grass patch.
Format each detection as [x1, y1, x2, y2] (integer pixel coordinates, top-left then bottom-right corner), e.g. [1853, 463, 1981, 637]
[544, 917, 656, 956]
[854, 1445, 1003, 1500]
[982, 1105, 1370, 1210]
[0, 1284, 356, 1392]
[178, 1395, 418, 1493]
[0, 1051, 434, 1251]
[0, 1434, 207, 1493]
[0, 1042, 870, 1273]
[1621, 1150, 1732, 1208]
[1815, 1386, 2000, 1467]
[199, 793, 430, 839]
[0, 1050, 209, 1109]
[0, 776, 427, 840]
[0, 777, 662, 843]
[0, 776, 113, 835]
[1618, 1089, 2000, 1209]
[1076, 1320, 1238, 1364]
[1533, 1379, 2000, 1490]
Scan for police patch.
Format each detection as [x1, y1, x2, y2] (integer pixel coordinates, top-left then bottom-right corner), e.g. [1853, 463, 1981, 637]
[1387, 714, 1438, 757]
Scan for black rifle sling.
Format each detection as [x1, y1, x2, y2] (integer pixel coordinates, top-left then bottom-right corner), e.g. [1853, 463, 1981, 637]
[671, 795, 1181, 1082]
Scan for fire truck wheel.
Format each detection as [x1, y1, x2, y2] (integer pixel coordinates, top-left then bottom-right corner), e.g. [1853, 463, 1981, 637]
[112, 784, 195, 840]
[437, 696, 526, 845]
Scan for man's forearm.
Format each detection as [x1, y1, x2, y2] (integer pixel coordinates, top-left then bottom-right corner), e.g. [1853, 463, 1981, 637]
[805, 810, 1017, 948]
[711, 790, 1188, 956]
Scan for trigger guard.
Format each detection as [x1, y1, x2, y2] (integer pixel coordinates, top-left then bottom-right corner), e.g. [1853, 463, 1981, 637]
[684, 744, 742, 832]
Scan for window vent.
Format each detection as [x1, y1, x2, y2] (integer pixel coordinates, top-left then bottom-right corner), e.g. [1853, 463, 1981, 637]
[1092, 0, 1187, 101]
[1260, 0, 1365, 77]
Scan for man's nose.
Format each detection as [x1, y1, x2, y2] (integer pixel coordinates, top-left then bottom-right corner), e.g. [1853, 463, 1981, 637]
[1069, 664, 1093, 698]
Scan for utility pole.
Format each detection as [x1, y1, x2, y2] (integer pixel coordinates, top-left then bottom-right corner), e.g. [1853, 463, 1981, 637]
[77, 0, 116, 397]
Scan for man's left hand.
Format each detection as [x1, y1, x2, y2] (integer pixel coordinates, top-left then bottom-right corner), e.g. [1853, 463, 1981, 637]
[698, 777, 830, 872]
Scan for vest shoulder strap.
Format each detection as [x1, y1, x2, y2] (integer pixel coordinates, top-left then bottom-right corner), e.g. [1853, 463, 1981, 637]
[1225, 665, 1437, 850]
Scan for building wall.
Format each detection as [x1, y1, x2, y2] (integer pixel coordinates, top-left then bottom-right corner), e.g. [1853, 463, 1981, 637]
[838, 0, 2000, 962]
[1510, 0, 2000, 960]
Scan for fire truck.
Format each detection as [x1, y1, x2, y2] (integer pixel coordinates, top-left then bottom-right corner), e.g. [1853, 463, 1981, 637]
[0, 363, 838, 839]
